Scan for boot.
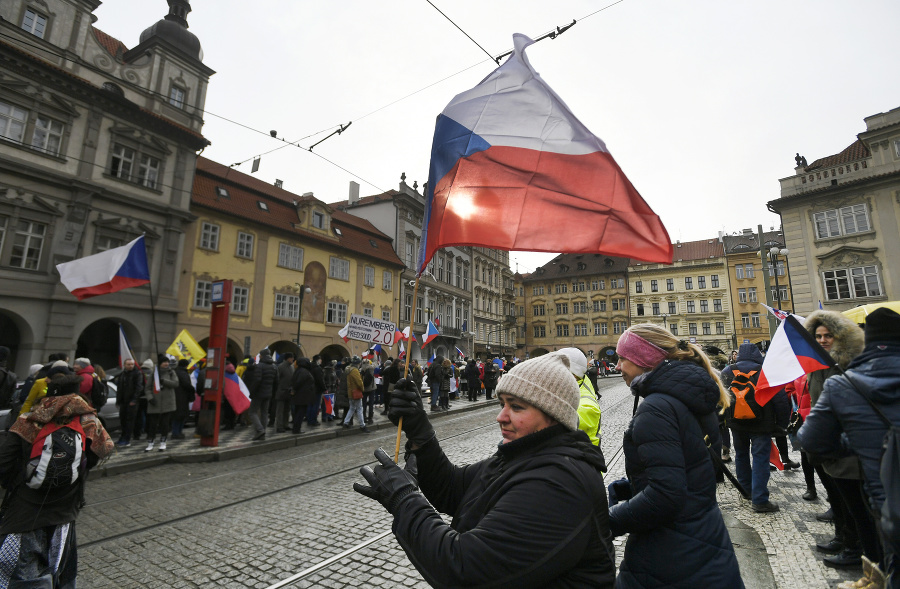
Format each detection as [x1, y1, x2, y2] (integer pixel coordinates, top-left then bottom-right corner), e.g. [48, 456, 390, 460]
[145, 436, 157, 452]
[158, 437, 167, 452]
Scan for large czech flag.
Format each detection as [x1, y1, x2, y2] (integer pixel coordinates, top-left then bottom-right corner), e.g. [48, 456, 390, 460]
[57, 235, 150, 300]
[417, 34, 672, 275]
[223, 370, 252, 415]
[422, 320, 440, 346]
[756, 315, 834, 405]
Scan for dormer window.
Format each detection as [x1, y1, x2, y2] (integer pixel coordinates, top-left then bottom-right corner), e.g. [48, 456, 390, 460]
[169, 86, 186, 109]
[312, 211, 325, 229]
[369, 239, 378, 248]
[257, 201, 268, 211]
[22, 9, 47, 39]
[333, 227, 343, 236]
[215, 186, 229, 199]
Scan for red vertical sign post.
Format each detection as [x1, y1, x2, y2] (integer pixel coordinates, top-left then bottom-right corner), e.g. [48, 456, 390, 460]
[199, 280, 232, 447]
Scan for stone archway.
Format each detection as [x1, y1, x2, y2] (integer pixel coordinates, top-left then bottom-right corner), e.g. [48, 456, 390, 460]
[0, 310, 28, 374]
[74, 318, 144, 371]
[319, 343, 349, 365]
[529, 347, 551, 358]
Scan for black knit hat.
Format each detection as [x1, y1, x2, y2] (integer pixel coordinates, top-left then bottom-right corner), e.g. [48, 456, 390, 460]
[158, 354, 170, 366]
[864, 308, 900, 344]
[177, 359, 190, 368]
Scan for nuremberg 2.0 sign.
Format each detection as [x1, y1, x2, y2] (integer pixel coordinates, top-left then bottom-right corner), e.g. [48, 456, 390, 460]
[347, 314, 395, 346]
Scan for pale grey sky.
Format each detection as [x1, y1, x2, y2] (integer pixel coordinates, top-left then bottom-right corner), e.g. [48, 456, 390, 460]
[96, 0, 900, 274]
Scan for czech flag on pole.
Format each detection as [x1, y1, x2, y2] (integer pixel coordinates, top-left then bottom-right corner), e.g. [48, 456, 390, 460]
[417, 34, 672, 276]
[403, 326, 417, 343]
[57, 235, 150, 300]
[422, 320, 440, 346]
[755, 315, 834, 405]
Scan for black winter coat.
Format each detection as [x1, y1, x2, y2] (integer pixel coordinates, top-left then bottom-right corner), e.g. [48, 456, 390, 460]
[290, 359, 316, 406]
[722, 343, 789, 434]
[396, 425, 615, 588]
[247, 356, 278, 400]
[799, 344, 900, 513]
[610, 360, 743, 589]
[311, 362, 326, 395]
[114, 367, 144, 406]
[464, 362, 480, 388]
[174, 366, 195, 420]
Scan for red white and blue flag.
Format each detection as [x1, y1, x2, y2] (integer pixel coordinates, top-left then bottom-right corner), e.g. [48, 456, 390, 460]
[395, 328, 405, 342]
[756, 315, 834, 405]
[322, 393, 335, 416]
[417, 34, 671, 275]
[761, 303, 792, 322]
[455, 346, 464, 357]
[118, 324, 136, 369]
[403, 326, 416, 343]
[422, 320, 440, 346]
[338, 322, 350, 342]
[57, 235, 150, 300]
[223, 370, 252, 414]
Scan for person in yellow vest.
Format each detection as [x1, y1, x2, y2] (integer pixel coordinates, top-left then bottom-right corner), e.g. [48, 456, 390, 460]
[560, 348, 601, 446]
[19, 361, 71, 415]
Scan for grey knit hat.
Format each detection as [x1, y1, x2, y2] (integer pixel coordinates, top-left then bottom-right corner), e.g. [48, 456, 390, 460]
[495, 352, 580, 430]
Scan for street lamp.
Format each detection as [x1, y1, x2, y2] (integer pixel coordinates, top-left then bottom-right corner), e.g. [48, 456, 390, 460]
[661, 313, 669, 331]
[760, 245, 790, 338]
[295, 283, 311, 354]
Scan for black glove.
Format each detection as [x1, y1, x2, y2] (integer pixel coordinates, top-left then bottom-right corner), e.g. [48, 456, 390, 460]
[389, 379, 435, 446]
[353, 448, 419, 513]
[607, 478, 632, 507]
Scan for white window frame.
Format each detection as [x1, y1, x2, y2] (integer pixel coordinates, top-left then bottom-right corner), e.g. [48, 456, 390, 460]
[823, 265, 883, 301]
[31, 116, 64, 155]
[382, 270, 392, 290]
[169, 86, 186, 109]
[363, 307, 373, 317]
[199, 222, 220, 251]
[9, 219, 46, 270]
[815, 204, 871, 239]
[236, 232, 254, 259]
[327, 301, 347, 324]
[711, 275, 720, 288]
[278, 243, 304, 271]
[194, 280, 212, 309]
[738, 288, 747, 303]
[735, 265, 745, 279]
[0, 101, 27, 143]
[275, 293, 300, 319]
[21, 9, 48, 38]
[748, 287, 757, 303]
[329, 256, 350, 280]
[312, 211, 325, 229]
[231, 286, 249, 313]
[382, 310, 391, 322]
[364, 266, 375, 287]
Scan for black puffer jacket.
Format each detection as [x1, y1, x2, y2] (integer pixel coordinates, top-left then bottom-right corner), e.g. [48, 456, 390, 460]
[610, 360, 743, 589]
[247, 352, 278, 400]
[395, 425, 615, 588]
[114, 367, 144, 406]
[290, 359, 316, 406]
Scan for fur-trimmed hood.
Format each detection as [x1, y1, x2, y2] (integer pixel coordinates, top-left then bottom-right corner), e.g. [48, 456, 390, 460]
[804, 310, 864, 369]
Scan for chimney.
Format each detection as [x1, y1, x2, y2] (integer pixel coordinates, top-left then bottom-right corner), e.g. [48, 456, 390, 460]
[349, 181, 360, 204]
[274, 179, 283, 189]
[742, 228, 753, 236]
[718, 230, 724, 242]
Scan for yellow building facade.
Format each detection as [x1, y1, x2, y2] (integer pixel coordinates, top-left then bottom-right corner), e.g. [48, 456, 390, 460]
[177, 157, 404, 362]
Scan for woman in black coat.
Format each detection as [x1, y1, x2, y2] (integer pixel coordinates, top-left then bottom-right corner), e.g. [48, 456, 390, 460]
[290, 358, 316, 434]
[610, 323, 743, 588]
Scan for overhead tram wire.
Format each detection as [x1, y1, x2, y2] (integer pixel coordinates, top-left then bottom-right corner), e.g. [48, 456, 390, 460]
[424, 0, 498, 64]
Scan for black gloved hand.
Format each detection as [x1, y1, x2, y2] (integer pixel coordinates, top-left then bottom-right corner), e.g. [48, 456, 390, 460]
[607, 478, 632, 507]
[353, 448, 419, 513]
[389, 379, 435, 446]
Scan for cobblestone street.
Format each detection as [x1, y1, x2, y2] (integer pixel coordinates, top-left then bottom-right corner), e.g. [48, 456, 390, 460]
[77, 378, 857, 588]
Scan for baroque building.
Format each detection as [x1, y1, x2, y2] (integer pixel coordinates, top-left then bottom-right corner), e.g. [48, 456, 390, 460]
[331, 176, 473, 362]
[628, 238, 736, 353]
[0, 0, 212, 373]
[769, 105, 900, 315]
[517, 254, 630, 362]
[180, 158, 403, 363]
[472, 247, 516, 360]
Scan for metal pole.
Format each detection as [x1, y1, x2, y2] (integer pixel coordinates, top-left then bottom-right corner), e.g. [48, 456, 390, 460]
[295, 284, 308, 356]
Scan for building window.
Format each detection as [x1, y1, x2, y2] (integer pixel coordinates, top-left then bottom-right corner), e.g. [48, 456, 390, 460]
[574, 324, 588, 336]
[713, 299, 723, 312]
[599, 280, 606, 290]
[405, 242, 414, 268]
[21, 9, 48, 38]
[555, 283, 568, 294]
[751, 313, 761, 328]
[555, 303, 568, 314]
[574, 281, 585, 292]
[612, 299, 620, 311]
[383, 270, 392, 290]
[711, 274, 720, 288]
[741, 313, 750, 328]
[416, 297, 424, 324]
[194, 280, 212, 309]
[32, 116, 64, 155]
[668, 302, 676, 314]
[635, 281, 643, 293]
[533, 304, 545, 316]
[684, 277, 693, 290]
[169, 86, 185, 109]
[556, 324, 570, 337]
[716, 322, 725, 334]
[700, 299, 709, 313]
[697, 276, 706, 289]
[231, 286, 249, 313]
[404, 294, 412, 321]
[666, 278, 674, 291]
[438, 256, 444, 282]
[312, 211, 325, 229]
[702, 322, 711, 335]
[614, 321, 627, 334]
[748, 287, 758, 303]
[455, 261, 461, 287]
[772, 286, 790, 302]
[278, 243, 304, 270]
[534, 325, 546, 338]
[593, 323, 602, 335]
[199, 222, 220, 251]
[10, 220, 45, 269]
[687, 300, 695, 313]
[738, 288, 747, 303]
[573, 301, 587, 313]
[814, 204, 870, 239]
[326, 302, 347, 324]
[652, 303, 660, 315]
[745, 264, 755, 279]
[533, 285, 544, 295]
[0, 101, 27, 143]
[591, 280, 600, 290]
[363, 307, 373, 317]
[236, 232, 254, 259]
[463, 265, 469, 290]
[670, 324, 678, 335]
[601, 322, 608, 335]
[689, 322, 697, 335]
[735, 265, 745, 279]
[650, 280, 658, 292]
[364, 266, 374, 287]
[329, 257, 350, 280]
[109, 144, 160, 189]
[275, 293, 300, 319]
[823, 266, 883, 300]
[636, 303, 644, 316]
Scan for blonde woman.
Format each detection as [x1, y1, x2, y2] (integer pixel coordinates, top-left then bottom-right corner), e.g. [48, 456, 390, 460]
[610, 323, 743, 588]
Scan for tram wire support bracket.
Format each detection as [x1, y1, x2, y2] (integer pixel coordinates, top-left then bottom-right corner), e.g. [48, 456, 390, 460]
[493, 20, 577, 63]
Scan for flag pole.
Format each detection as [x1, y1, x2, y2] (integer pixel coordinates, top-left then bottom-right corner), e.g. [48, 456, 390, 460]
[396, 274, 422, 462]
[147, 279, 160, 358]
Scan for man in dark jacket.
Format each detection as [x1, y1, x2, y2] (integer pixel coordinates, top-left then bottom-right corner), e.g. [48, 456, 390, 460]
[464, 359, 481, 401]
[114, 358, 145, 447]
[307, 355, 326, 427]
[800, 308, 900, 588]
[246, 349, 278, 441]
[483, 360, 499, 400]
[291, 358, 317, 435]
[274, 352, 294, 432]
[722, 343, 790, 513]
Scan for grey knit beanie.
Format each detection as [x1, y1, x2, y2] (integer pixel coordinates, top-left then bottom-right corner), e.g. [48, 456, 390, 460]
[495, 352, 580, 430]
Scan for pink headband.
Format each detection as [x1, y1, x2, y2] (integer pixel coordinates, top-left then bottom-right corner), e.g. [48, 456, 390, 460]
[616, 331, 669, 369]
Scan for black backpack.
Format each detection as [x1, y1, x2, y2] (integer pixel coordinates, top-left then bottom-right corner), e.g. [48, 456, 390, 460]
[25, 418, 87, 490]
[90, 375, 109, 410]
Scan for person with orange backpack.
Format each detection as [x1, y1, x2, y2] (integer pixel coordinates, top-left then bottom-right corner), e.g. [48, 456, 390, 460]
[722, 343, 790, 513]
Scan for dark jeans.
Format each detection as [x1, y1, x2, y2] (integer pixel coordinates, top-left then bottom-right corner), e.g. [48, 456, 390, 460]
[133, 398, 147, 438]
[732, 430, 772, 505]
[291, 404, 307, 434]
[430, 384, 440, 407]
[800, 451, 817, 491]
[815, 464, 858, 550]
[146, 412, 172, 440]
[833, 476, 882, 562]
[363, 390, 374, 421]
[118, 402, 138, 442]
[719, 421, 731, 451]
[306, 394, 322, 425]
[248, 397, 270, 434]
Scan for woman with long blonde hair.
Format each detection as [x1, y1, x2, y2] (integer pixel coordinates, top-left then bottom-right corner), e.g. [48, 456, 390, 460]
[609, 323, 742, 588]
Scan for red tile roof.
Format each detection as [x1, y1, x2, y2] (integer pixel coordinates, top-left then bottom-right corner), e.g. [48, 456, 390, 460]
[328, 190, 403, 210]
[92, 27, 127, 62]
[524, 253, 631, 282]
[631, 237, 723, 265]
[805, 139, 870, 171]
[193, 157, 404, 268]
